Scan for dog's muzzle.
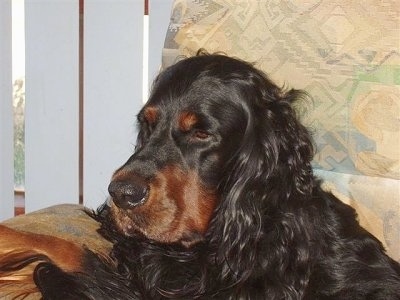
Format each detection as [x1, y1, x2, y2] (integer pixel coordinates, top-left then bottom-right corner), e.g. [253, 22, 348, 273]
[108, 180, 149, 209]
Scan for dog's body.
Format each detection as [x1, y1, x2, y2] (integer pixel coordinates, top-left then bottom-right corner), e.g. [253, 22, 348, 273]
[1, 53, 400, 299]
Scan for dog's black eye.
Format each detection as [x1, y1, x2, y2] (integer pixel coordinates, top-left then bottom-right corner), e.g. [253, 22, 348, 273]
[192, 130, 210, 140]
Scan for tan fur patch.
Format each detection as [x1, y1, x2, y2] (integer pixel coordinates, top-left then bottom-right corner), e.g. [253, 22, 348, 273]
[143, 106, 159, 125]
[178, 111, 198, 132]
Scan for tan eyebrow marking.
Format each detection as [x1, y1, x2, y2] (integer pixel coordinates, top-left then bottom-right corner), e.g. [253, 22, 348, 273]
[143, 106, 159, 124]
[178, 111, 198, 132]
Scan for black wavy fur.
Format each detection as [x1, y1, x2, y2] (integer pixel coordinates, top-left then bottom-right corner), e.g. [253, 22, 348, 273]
[34, 52, 400, 299]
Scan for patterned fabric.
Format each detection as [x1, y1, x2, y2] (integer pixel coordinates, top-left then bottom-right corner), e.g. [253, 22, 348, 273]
[162, 0, 400, 260]
[2, 204, 112, 256]
[1, 205, 112, 300]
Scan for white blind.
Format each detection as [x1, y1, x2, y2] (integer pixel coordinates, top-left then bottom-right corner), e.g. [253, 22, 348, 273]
[0, 0, 174, 220]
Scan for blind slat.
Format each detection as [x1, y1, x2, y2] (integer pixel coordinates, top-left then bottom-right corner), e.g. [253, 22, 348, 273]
[148, 0, 174, 84]
[25, 0, 80, 212]
[83, 0, 144, 209]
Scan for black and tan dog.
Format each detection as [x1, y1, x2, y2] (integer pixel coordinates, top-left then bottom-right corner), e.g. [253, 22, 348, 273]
[1, 52, 400, 299]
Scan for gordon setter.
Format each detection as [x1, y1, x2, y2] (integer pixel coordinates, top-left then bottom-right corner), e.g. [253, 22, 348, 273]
[1, 52, 400, 299]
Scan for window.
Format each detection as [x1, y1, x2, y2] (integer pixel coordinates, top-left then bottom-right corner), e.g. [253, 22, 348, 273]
[12, 0, 25, 214]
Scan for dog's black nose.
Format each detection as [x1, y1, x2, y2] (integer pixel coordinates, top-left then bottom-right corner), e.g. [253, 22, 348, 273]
[108, 180, 149, 209]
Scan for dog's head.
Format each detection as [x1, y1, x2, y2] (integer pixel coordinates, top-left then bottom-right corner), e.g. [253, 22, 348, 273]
[108, 53, 314, 248]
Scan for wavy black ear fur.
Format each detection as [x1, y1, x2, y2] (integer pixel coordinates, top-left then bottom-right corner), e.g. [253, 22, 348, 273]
[206, 58, 316, 296]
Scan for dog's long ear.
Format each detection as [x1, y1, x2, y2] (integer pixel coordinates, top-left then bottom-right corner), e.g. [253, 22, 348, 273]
[209, 76, 314, 288]
[259, 87, 315, 198]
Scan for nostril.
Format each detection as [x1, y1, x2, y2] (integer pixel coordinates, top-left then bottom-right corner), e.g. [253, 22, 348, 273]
[108, 180, 149, 209]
